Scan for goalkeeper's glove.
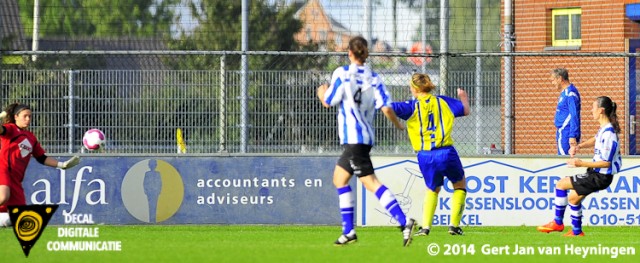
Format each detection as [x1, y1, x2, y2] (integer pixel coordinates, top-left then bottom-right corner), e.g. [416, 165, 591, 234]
[0, 111, 6, 119]
[57, 156, 80, 169]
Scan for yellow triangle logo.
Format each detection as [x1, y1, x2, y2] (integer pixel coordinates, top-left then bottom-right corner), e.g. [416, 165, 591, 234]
[9, 205, 58, 257]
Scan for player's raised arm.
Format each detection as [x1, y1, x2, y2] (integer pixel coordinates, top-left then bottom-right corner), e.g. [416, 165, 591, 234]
[457, 88, 470, 116]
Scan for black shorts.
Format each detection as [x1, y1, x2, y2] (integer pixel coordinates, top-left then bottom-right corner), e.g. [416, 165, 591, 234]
[337, 144, 375, 178]
[570, 168, 614, 196]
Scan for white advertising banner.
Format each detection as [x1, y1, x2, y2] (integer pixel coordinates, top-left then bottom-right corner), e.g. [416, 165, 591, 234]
[358, 157, 640, 227]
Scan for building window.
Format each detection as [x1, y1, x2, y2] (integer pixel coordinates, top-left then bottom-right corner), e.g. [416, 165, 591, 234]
[320, 30, 327, 42]
[552, 8, 581, 46]
[306, 28, 312, 42]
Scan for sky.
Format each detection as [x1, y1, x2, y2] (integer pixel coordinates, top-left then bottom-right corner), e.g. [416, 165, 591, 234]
[174, 0, 423, 50]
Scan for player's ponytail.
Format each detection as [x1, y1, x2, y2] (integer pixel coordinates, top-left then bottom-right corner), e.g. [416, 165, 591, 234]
[597, 96, 620, 134]
[348, 36, 369, 63]
[610, 101, 620, 134]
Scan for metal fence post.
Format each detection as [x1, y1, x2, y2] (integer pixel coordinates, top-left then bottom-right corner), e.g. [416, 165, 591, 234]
[421, 0, 427, 73]
[475, 0, 483, 154]
[504, 0, 514, 154]
[241, 0, 249, 153]
[219, 55, 227, 153]
[67, 69, 75, 153]
[439, 0, 449, 95]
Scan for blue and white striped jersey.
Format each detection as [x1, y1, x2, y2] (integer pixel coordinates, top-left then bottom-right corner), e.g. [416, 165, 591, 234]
[592, 123, 622, 175]
[323, 64, 392, 145]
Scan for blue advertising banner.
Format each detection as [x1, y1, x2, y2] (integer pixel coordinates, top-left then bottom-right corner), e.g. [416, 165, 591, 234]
[362, 157, 640, 227]
[22, 157, 345, 225]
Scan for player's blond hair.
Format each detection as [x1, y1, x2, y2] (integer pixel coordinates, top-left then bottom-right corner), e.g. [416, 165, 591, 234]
[410, 73, 436, 93]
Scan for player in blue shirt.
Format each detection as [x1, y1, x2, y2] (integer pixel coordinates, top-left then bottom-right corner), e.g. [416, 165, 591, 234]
[391, 73, 470, 236]
[553, 68, 581, 156]
[538, 96, 621, 236]
[317, 36, 416, 246]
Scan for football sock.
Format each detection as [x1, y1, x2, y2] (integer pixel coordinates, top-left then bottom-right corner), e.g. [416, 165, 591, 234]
[375, 185, 407, 227]
[337, 186, 355, 235]
[451, 189, 467, 227]
[554, 188, 568, 225]
[569, 203, 583, 234]
[422, 190, 438, 229]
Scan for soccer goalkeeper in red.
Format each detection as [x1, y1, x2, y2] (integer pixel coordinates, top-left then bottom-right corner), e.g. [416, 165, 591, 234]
[0, 103, 80, 227]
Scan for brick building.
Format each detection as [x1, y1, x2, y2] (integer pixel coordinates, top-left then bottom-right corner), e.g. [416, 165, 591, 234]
[503, 0, 640, 154]
[294, 0, 354, 51]
[294, 0, 390, 52]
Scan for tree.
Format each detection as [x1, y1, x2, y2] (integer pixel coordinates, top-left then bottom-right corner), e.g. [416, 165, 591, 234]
[15, 0, 177, 70]
[12, 0, 178, 153]
[18, 0, 177, 37]
[167, 1, 329, 153]
[448, 0, 501, 53]
[170, 0, 308, 70]
[411, 0, 501, 67]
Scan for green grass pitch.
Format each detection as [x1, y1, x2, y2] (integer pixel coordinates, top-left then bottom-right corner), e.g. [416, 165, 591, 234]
[1, 225, 639, 262]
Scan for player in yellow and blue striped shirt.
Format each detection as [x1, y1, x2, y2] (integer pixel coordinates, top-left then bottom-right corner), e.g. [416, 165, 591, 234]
[391, 73, 470, 236]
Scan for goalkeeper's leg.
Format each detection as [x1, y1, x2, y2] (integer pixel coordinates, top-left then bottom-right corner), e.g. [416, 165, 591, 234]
[0, 212, 10, 227]
[0, 185, 10, 227]
[0, 185, 10, 207]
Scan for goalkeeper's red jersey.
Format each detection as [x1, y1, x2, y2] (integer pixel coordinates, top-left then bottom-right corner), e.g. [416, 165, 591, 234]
[0, 123, 46, 212]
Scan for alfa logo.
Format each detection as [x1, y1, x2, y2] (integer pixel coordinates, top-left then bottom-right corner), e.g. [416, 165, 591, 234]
[121, 159, 184, 223]
[8, 205, 58, 257]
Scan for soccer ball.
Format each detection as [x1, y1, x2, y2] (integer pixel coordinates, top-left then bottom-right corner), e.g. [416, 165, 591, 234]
[83, 129, 105, 151]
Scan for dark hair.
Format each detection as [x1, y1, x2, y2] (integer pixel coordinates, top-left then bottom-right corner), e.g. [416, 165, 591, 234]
[2, 103, 31, 124]
[348, 36, 369, 63]
[552, 68, 569, 81]
[597, 96, 620, 133]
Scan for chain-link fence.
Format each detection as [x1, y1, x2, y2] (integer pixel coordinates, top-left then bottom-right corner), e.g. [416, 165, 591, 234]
[1, 51, 635, 156]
